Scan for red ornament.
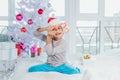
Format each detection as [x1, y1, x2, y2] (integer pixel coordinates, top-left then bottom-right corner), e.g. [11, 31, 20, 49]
[38, 9, 44, 15]
[27, 19, 33, 25]
[16, 14, 23, 21]
[15, 44, 21, 48]
[15, 44, 21, 56]
[48, 17, 56, 23]
[21, 27, 27, 32]
[37, 48, 41, 56]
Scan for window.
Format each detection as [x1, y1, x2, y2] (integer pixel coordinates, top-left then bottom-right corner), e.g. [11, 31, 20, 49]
[79, 0, 98, 13]
[50, 0, 65, 16]
[0, 0, 8, 16]
[0, 0, 9, 42]
[105, 0, 120, 17]
[0, 21, 8, 26]
[0, 0, 8, 26]
[104, 21, 120, 50]
[76, 21, 99, 54]
[77, 21, 98, 27]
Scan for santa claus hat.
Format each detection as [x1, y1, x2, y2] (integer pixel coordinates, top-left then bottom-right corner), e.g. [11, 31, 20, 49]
[48, 17, 62, 26]
[47, 17, 69, 33]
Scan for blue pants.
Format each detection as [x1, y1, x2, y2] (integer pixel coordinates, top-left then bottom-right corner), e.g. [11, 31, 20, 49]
[28, 63, 80, 74]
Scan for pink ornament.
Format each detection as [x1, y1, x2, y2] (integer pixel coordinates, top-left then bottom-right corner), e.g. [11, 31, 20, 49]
[16, 14, 23, 21]
[20, 42, 26, 50]
[27, 19, 33, 25]
[21, 45, 26, 50]
[30, 46, 37, 53]
[38, 9, 44, 15]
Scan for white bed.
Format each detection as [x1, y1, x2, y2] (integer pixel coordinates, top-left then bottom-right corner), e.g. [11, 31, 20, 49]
[10, 53, 90, 80]
[83, 48, 120, 80]
[10, 48, 120, 80]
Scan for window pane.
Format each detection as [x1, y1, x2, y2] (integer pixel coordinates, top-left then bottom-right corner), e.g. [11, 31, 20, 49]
[105, 0, 120, 17]
[104, 21, 120, 50]
[0, 0, 8, 16]
[76, 21, 99, 54]
[77, 21, 98, 27]
[0, 21, 8, 35]
[79, 0, 98, 13]
[50, 0, 65, 16]
[0, 21, 8, 26]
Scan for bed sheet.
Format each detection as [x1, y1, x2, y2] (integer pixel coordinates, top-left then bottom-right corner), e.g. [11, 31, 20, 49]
[10, 55, 90, 80]
[83, 48, 120, 80]
[11, 48, 120, 80]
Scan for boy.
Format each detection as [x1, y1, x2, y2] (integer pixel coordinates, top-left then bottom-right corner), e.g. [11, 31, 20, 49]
[28, 18, 80, 74]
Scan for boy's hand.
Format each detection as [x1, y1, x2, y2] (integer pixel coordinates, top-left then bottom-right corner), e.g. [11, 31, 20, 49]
[48, 30, 56, 36]
[46, 26, 54, 31]
[36, 26, 54, 32]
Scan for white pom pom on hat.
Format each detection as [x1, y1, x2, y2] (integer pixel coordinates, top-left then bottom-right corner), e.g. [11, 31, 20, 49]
[48, 17, 62, 26]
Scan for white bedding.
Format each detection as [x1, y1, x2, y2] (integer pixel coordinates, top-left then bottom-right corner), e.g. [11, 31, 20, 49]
[11, 48, 120, 80]
[83, 48, 120, 80]
[10, 54, 89, 80]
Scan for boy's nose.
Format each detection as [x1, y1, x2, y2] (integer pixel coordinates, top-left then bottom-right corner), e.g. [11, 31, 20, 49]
[56, 30, 61, 33]
[55, 29, 59, 32]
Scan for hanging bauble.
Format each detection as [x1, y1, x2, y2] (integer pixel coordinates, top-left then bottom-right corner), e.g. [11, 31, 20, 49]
[30, 45, 37, 53]
[21, 27, 27, 32]
[37, 47, 41, 56]
[38, 9, 44, 15]
[27, 19, 33, 25]
[16, 14, 23, 21]
[19, 42, 26, 50]
[30, 45, 37, 57]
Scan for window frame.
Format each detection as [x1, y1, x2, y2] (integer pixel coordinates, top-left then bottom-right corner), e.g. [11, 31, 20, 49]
[2, 0, 119, 54]
[0, 0, 15, 26]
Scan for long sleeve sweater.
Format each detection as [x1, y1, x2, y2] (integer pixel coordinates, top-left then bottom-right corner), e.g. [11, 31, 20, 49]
[44, 39, 67, 67]
[33, 31, 67, 67]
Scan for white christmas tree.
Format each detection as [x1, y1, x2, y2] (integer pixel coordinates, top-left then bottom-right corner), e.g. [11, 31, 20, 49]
[8, 0, 54, 54]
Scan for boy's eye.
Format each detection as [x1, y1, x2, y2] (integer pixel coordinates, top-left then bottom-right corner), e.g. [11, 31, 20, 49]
[52, 28, 56, 31]
[58, 26, 62, 29]
[52, 28, 55, 31]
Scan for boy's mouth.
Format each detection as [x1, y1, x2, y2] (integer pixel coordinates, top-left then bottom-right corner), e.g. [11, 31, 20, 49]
[55, 33, 61, 35]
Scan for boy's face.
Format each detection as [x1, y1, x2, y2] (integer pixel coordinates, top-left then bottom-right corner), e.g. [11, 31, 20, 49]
[51, 24, 63, 38]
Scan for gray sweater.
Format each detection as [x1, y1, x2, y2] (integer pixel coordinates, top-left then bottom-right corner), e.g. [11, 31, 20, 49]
[44, 39, 67, 67]
[33, 31, 67, 67]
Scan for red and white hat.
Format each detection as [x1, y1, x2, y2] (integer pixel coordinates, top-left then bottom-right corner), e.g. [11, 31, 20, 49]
[48, 17, 62, 26]
[47, 17, 69, 33]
